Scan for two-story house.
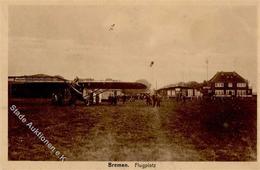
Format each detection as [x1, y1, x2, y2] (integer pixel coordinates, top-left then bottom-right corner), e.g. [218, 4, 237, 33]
[208, 71, 252, 97]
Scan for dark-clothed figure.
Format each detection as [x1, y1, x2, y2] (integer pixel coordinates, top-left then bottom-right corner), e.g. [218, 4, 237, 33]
[113, 91, 117, 105]
[156, 95, 161, 107]
[96, 94, 100, 105]
[146, 94, 152, 105]
[151, 93, 162, 107]
[109, 95, 113, 105]
[122, 94, 126, 104]
[152, 94, 155, 107]
[89, 92, 94, 105]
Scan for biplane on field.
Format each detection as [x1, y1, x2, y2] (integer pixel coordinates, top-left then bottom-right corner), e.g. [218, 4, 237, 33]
[8, 74, 147, 106]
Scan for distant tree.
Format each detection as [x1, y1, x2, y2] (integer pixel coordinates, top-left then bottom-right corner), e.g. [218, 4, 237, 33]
[196, 80, 210, 90]
[136, 79, 151, 89]
[122, 79, 151, 95]
[186, 81, 200, 88]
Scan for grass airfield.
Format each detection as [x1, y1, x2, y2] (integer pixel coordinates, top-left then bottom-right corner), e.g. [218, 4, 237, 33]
[8, 98, 256, 161]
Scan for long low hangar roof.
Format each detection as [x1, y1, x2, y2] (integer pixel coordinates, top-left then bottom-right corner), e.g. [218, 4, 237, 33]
[8, 74, 147, 89]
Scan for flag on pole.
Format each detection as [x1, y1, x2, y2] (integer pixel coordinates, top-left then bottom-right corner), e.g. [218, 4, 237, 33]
[150, 61, 154, 67]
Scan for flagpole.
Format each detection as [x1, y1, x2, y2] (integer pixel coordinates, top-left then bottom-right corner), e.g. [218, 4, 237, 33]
[149, 61, 155, 92]
[152, 62, 154, 91]
[206, 58, 209, 81]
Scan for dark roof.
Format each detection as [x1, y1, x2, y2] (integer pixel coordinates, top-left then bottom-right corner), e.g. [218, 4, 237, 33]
[209, 71, 247, 83]
[158, 81, 200, 90]
[8, 74, 68, 83]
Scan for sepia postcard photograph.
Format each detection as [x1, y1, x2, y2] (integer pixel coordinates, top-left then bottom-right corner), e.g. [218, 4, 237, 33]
[1, 0, 259, 169]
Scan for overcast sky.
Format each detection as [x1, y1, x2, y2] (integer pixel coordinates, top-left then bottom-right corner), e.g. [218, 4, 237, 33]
[8, 4, 257, 90]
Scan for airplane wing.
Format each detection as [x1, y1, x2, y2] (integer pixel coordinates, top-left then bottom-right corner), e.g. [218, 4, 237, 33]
[8, 75, 147, 98]
[78, 81, 147, 89]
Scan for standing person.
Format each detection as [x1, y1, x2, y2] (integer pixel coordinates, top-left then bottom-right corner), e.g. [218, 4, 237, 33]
[113, 91, 118, 105]
[93, 92, 96, 104]
[89, 92, 94, 105]
[109, 94, 113, 105]
[182, 92, 186, 103]
[152, 94, 157, 107]
[96, 93, 100, 105]
[176, 93, 180, 102]
[156, 94, 161, 107]
[146, 94, 152, 105]
[122, 94, 126, 104]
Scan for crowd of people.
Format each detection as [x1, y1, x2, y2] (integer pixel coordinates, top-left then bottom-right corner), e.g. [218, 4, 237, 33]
[144, 93, 161, 107]
[63, 77, 163, 106]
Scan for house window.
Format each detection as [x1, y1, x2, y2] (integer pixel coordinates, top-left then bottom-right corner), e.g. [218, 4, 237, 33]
[188, 89, 193, 97]
[172, 90, 176, 96]
[215, 90, 224, 95]
[215, 83, 224, 87]
[167, 90, 171, 96]
[237, 90, 246, 96]
[237, 83, 246, 87]
[226, 90, 235, 95]
[228, 83, 233, 87]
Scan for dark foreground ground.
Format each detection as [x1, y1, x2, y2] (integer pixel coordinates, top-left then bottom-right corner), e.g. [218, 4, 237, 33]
[8, 98, 257, 161]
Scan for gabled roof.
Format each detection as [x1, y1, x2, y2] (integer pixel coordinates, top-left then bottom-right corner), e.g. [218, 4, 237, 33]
[209, 71, 247, 83]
